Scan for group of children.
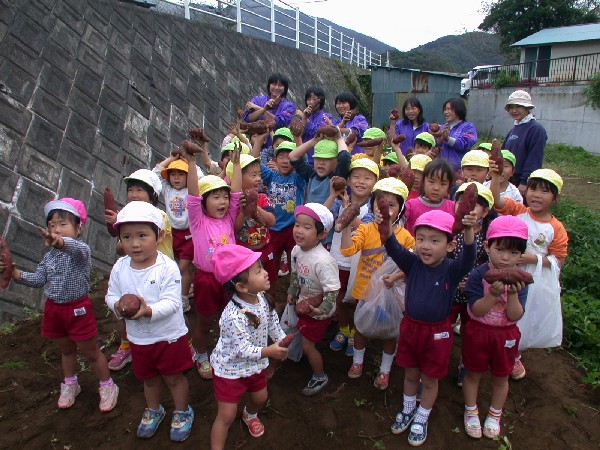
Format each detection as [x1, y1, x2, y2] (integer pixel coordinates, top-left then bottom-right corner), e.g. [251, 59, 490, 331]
[0, 87, 568, 448]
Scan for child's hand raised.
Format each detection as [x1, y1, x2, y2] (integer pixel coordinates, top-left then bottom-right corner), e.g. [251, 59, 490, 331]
[488, 158, 500, 175]
[105, 209, 118, 226]
[37, 227, 63, 248]
[231, 144, 241, 165]
[461, 210, 478, 229]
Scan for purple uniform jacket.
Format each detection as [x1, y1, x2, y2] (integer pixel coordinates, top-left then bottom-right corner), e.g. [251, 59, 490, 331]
[394, 120, 431, 155]
[440, 121, 477, 170]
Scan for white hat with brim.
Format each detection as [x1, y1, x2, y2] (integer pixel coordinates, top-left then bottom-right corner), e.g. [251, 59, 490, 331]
[114, 201, 164, 231]
[505, 90, 535, 110]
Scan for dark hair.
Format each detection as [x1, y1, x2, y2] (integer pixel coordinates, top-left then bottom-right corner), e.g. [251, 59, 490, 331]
[220, 150, 232, 162]
[46, 209, 80, 228]
[117, 221, 160, 240]
[488, 236, 527, 254]
[305, 87, 326, 110]
[414, 137, 433, 149]
[443, 98, 467, 121]
[334, 91, 357, 110]
[527, 177, 559, 198]
[370, 193, 406, 221]
[267, 73, 289, 98]
[414, 224, 453, 243]
[126, 179, 159, 206]
[201, 187, 230, 210]
[402, 97, 425, 125]
[420, 158, 455, 196]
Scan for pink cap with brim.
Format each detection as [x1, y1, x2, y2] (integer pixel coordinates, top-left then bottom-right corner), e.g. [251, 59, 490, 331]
[44, 198, 88, 225]
[212, 244, 263, 284]
[294, 203, 334, 232]
[487, 215, 528, 240]
[414, 210, 454, 235]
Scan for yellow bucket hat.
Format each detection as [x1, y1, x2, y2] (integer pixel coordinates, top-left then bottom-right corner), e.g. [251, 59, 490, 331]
[221, 139, 250, 155]
[528, 168, 563, 193]
[373, 177, 409, 201]
[160, 159, 189, 180]
[409, 154, 432, 172]
[456, 181, 494, 208]
[349, 158, 380, 177]
[461, 150, 490, 168]
[198, 175, 230, 196]
[225, 154, 259, 180]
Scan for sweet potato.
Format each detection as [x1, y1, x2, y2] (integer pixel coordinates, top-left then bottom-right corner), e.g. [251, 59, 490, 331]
[345, 131, 358, 146]
[392, 134, 406, 145]
[489, 138, 503, 173]
[0, 237, 13, 290]
[429, 123, 441, 133]
[104, 187, 119, 237]
[452, 182, 478, 235]
[239, 119, 276, 136]
[119, 294, 141, 318]
[289, 115, 305, 137]
[181, 140, 203, 155]
[378, 166, 389, 179]
[294, 294, 323, 316]
[390, 108, 400, 120]
[356, 138, 384, 148]
[430, 146, 441, 158]
[484, 268, 534, 285]
[316, 126, 338, 138]
[331, 176, 347, 192]
[387, 165, 415, 191]
[242, 188, 258, 218]
[188, 128, 211, 143]
[377, 195, 391, 244]
[334, 203, 361, 232]
[278, 331, 299, 347]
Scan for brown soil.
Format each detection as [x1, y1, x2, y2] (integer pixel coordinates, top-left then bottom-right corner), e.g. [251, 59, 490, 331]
[560, 177, 600, 212]
[0, 276, 599, 450]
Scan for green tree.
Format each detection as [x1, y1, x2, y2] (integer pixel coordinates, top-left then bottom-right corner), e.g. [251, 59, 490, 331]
[479, 0, 599, 53]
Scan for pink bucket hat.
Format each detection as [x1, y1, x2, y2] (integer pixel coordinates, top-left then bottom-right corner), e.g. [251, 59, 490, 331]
[487, 215, 528, 240]
[212, 244, 263, 284]
[294, 203, 334, 232]
[414, 210, 454, 235]
[44, 198, 88, 225]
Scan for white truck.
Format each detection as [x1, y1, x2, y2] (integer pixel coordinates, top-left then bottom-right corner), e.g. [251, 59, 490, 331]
[460, 65, 501, 98]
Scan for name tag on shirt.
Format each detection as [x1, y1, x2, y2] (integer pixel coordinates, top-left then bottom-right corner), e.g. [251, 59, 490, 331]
[74, 307, 87, 317]
[505, 339, 516, 348]
[433, 331, 450, 340]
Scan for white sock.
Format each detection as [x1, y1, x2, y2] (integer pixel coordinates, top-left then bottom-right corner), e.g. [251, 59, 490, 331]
[196, 352, 208, 363]
[353, 348, 366, 365]
[402, 394, 417, 414]
[379, 351, 395, 373]
[415, 405, 431, 424]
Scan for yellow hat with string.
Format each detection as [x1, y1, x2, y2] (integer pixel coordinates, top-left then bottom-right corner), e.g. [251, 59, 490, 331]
[373, 177, 409, 201]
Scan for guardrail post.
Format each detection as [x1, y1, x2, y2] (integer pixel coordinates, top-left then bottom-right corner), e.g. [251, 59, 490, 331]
[313, 17, 318, 54]
[183, 0, 190, 19]
[572, 55, 578, 83]
[295, 8, 300, 49]
[270, 0, 275, 42]
[328, 25, 332, 57]
[340, 32, 344, 60]
[350, 38, 355, 65]
[236, 0, 242, 33]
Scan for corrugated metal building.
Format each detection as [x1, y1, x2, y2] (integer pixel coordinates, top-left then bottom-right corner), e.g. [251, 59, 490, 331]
[370, 66, 463, 128]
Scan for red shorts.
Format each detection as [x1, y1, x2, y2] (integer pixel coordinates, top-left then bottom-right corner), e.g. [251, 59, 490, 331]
[212, 370, 267, 403]
[194, 270, 228, 316]
[269, 226, 295, 258]
[41, 296, 98, 341]
[259, 242, 278, 285]
[462, 320, 521, 378]
[448, 303, 470, 335]
[172, 228, 194, 261]
[395, 315, 453, 379]
[336, 268, 351, 303]
[130, 335, 193, 380]
[298, 315, 332, 343]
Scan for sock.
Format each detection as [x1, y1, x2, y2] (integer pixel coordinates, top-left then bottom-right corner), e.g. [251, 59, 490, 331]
[244, 406, 257, 419]
[196, 352, 208, 363]
[402, 394, 417, 414]
[353, 348, 366, 365]
[64, 375, 78, 386]
[414, 405, 431, 424]
[313, 372, 327, 381]
[488, 406, 502, 420]
[119, 340, 130, 351]
[339, 325, 351, 337]
[379, 351, 395, 373]
[99, 378, 115, 388]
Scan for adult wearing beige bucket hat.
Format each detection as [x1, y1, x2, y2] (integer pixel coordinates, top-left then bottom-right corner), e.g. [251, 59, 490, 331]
[503, 90, 547, 197]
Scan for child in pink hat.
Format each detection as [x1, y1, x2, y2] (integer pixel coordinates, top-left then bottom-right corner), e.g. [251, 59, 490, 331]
[380, 208, 478, 446]
[209, 245, 288, 450]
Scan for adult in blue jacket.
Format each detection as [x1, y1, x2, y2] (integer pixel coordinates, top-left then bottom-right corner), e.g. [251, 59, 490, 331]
[502, 90, 547, 197]
[437, 98, 477, 171]
[244, 72, 297, 130]
[392, 97, 430, 155]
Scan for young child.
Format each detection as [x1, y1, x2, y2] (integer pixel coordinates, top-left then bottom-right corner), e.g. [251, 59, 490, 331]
[460, 150, 490, 184]
[288, 203, 341, 396]
[351, 127, 386, 162]
[383, 209, 477, 446]
[257, 127, 295, 167]
[490, 167, 568, 379]
[301, 87, 334, 164]
[484, 150, 523, 203]
[340, 178, 415, 389]
[403, 158, 456, 236]
[106, 201, 193, 441]
[462, 215, 529, 439]
[4, 198, 118, 412]
[209, 245, 288, 449]
[185, 148, 242, 379]
[328, 158, 379, 356]
[406, 154, 432, 201]
[332, 91, 369, 154]
[411, 132, 436, 158]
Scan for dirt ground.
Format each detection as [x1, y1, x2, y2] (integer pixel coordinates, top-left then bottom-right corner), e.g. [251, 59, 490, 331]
[0, 275, 599, 450]
[559, 177, 600, 212]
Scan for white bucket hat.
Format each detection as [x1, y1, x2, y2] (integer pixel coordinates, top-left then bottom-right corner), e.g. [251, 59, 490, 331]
[505, 90, 535, 110]
[123, 169, 163, 196]
[114, 201, 164, 230]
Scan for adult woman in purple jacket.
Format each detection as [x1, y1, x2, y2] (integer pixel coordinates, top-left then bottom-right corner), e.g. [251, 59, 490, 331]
[437, 98, 478, 171]
[392, 97, 430, 156]
[244, 73, 297, 130]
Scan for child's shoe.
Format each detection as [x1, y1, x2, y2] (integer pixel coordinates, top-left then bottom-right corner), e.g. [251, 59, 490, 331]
[391, 407, 416, 435]
[108, 348, 132, 371]
[182, 296, 191, 313]
[483, 413, 501, 438]
[196, 359, 213, 379]
[137, 405, 166, 439]
[301, 375, 329, 396]
[99, 382, 119, 412]
[373, 371, 389, 390]
[511, 358, 526, 380]
[345, 336, 355, 356]
[242, 408, 265, 438]
[170, 405, 194, 442]
[348, 363, 363, 379]
[408, 421, 428, 446]
[464, 408, 482, 438]
[278, 256, 289, 276]
[329, 332, 347, 351]
[57, 382, 81, 409]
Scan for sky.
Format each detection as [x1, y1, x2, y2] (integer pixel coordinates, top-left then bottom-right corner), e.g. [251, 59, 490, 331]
[284, 0, 490, 52]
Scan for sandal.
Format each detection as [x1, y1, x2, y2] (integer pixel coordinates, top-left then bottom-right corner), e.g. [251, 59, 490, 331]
[464, 409, 482, 439]
[483, 414, 501, 439]
[373, 371, 390, 390]
[243, 411, 265, 438]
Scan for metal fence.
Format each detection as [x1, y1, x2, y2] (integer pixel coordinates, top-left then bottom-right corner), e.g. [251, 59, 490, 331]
[154, 0, 383, 68]
[472, 52, 600, 89]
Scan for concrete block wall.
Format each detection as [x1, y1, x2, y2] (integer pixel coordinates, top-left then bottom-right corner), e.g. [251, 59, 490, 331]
[0, 0, 366, 322]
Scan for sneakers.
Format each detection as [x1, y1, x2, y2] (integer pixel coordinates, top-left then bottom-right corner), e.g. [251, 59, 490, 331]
[391, 407, 416, 434]
[511, 358, 526, 380]
[348, 363, 363, 379]
[464, 409, 482, 439]
[345, 337, 355, 356]
[137, 405, 166, 439]
[373, 371, 390, 390]
[278, 256, 289, 277]
[330, 332, 348, 351]
[170, 405, 194, 442]
[408, 421, 428, 446]
[457, 364, 466, 387]
[483, 414, 501, 439]
[196, 359, 213, 379]
[57, 383, 81, 409]
[302, 375, 329, 396]
[99, 382, 119, 412]
[243, 409, 265, 438]
[182, 296, 191, 313]
[108, 348, 132, 371]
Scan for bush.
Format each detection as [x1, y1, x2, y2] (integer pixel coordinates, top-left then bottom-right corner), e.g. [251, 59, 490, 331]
[492, 69, 520, 89]
[583, 71, 600, 110]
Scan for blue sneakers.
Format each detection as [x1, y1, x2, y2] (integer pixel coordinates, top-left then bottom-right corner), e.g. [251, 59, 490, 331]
[137, 405, 166, 439]
[345, 337, 355, 357]
[170, 405, 194, 442]
[330, 332, 347, 351]
[408, 421, 428, 447]
[391, 407, 416, 435]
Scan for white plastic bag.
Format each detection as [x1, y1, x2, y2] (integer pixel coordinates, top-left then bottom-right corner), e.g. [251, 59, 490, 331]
[517, 254, 563, 350]
[279, 304, 302, 362]
[354, 258, 405, 339]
